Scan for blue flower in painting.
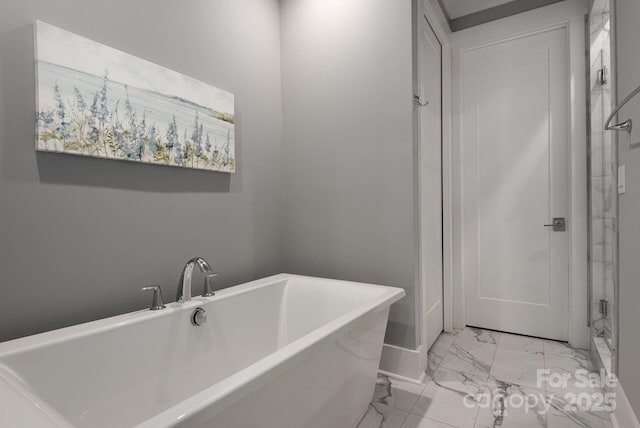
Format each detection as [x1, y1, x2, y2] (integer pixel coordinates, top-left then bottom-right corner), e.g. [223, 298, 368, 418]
[73, 87, 86, 111]
[222, 129, 231, 166]
[191, 112, 200, 141]
[113, 119, 130, 157]
[53, 82, 70, 140]
[149, 125, 158, 152]
[137, 112, 147, 159]
[205, 134, 212, 153]
[124, 86, 140, 158]
[38, 110, 54, 126]
[223, 146, 229, 166]
[124, 86, 133, 116]
[97, 70, 109, 125]
[53, 82, 64, 121]
[88, 92, 100, 143]
[174, 142, 183, 164]
[194, 123, 204, 157]
[191, 112, 204, 159]
[166, 115, 179, 150]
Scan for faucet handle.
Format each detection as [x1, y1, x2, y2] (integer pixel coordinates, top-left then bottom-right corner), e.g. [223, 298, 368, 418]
[141, 285, 166, 310]
[203, 273, 220, 297]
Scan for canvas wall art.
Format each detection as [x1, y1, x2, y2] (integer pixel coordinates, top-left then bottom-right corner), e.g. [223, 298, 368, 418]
[34, 21, 235, 173]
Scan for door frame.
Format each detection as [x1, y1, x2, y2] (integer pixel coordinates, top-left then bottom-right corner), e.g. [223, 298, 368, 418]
[417, 6, 443, 350]
[450, 0, 589, 348]
[414, 0, 455, 352]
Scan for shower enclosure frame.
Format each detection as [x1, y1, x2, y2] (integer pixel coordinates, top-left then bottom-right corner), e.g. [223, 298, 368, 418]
[587, 0, 619, 377]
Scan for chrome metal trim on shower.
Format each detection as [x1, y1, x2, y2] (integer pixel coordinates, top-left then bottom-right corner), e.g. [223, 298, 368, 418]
[604, 84, 640, 132]
[585, 12, 592, 329]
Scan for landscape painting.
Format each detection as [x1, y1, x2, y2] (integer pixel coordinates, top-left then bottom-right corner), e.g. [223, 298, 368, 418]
[34, 21, 235, 173]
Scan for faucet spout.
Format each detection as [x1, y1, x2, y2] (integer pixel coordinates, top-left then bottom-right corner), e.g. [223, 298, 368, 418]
[177, 257, 212, 303]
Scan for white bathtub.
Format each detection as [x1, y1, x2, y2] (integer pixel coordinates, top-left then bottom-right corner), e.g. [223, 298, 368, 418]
[0, 274, 404, 428]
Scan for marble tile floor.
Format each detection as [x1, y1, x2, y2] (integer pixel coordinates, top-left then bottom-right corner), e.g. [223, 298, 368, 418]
[358, 328, 613, 428]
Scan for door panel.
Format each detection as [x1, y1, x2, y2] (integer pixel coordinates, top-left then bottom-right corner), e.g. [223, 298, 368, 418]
[462, 28, 570, 341]
[419, 18, 443, 351]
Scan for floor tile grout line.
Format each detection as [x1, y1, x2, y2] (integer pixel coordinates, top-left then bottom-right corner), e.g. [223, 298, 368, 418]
[489, 331, 551, 428]
[486, 329, 500, 387]
[395, 407, 409, 428]
[543, 340, 549, 397]
[432, 329, 457, 374]
[415, 415, 462, 428]
[471, 328, 497, 428]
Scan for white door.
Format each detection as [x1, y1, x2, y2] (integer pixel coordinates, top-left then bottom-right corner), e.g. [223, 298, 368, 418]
[418, 17, 443, 350]
[461, 28, 570, 341]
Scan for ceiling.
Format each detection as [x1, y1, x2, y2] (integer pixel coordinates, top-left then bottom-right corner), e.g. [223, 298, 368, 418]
[436, 0, 567, 31]
[439, 0, 514, 19]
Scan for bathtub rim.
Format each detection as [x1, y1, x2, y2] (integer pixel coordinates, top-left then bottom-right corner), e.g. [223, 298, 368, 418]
[0, 274, 290, 357]
[0, 274, 401, 356]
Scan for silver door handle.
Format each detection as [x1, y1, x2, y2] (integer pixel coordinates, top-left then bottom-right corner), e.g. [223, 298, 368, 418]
[544, 217, 566, 232]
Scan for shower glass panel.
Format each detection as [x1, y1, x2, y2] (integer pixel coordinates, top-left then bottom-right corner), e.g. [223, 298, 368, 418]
[589, 0, 617, 376]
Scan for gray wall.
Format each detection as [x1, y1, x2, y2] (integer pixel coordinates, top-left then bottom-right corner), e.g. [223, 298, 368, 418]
[280, 0, 417, 348]
[615, 0, 640, 415]
[1, 0, 419, 351]
[0, 0, 284, 341]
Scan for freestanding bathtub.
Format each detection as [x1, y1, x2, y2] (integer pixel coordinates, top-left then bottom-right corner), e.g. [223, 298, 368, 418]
[0, 274, 404, 428]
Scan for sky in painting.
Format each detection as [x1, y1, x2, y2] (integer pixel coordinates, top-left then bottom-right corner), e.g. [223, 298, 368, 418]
[35, 21, 234, 115]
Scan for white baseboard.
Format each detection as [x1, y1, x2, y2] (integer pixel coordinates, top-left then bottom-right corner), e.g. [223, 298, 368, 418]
[378, 343, 427, 384]
[612, 381, 640, 428]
